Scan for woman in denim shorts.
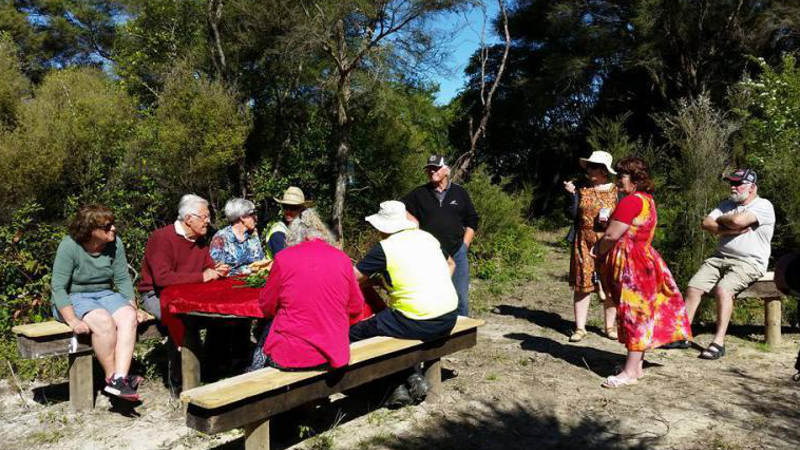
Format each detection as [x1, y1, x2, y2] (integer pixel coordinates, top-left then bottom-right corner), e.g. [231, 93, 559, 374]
[51, 205, 146, 401]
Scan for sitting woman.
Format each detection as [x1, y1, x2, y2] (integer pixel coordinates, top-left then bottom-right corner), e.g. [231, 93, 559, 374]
[248, 209, 364, 371]
[210, 198, 265, 275]
[51, 205, 145, 401]
[593, 157, 691, 388]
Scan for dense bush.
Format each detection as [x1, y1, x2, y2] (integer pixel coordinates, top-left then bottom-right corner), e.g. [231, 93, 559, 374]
[465, 169, 544, 299]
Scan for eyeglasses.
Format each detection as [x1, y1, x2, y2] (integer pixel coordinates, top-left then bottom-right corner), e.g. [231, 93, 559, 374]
[284, 205, 302, 212]
[189, 213, 210, 222]
[729, 181, 752, 188]
[99, 222, 115, 232]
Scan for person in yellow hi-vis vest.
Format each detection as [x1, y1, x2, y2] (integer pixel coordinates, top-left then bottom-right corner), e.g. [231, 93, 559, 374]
[350, 200, 458, 408]
[265, 186, 308, 259]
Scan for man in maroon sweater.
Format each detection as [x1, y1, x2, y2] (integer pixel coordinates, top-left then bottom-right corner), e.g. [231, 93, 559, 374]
[139, 194, 229, 317]
[139, 194, 229, 394]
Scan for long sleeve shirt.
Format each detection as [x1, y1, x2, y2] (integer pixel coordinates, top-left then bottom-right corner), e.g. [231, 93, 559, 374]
[138, 223, 215, 293]
[259, 239, 364, 369]
[50, 236, 135, 309]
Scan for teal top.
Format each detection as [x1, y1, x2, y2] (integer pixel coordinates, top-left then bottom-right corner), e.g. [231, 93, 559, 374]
[50, 235, 135, 309]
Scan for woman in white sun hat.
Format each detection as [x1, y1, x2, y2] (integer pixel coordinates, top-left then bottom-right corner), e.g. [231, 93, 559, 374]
[350, 200, 458, 408]
[563, 151, 618, 342]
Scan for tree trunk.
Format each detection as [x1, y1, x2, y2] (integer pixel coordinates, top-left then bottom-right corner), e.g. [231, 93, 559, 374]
[331, 72, 351, 241]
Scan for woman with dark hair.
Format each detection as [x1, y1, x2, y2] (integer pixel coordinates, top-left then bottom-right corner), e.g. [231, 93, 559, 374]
[592, 157, 691, 388]
[564, 151, 618, 342]
[51, 205, 145, 400]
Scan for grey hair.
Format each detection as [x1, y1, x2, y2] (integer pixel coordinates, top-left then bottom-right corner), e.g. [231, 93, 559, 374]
[223, 198, 256, 223]
[285, 209, 336, 247]
[177, 194, 209, 221]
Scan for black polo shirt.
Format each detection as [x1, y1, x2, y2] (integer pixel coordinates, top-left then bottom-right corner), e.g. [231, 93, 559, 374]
[401, 182, 479, 256]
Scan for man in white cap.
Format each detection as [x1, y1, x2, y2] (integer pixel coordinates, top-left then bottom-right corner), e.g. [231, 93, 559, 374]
[350, 200, 458, 407]
[265, 186, 308, 259]
[401, 154, 479, 316]
[677, 168, 775, 359]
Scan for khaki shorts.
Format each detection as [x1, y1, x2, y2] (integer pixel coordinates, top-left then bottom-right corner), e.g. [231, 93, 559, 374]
[688, 256, 764, 295]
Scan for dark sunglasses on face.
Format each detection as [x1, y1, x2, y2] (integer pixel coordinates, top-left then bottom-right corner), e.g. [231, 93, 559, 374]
[587, 163, 606, 171]
[99, 222, 115, 232]
[284, 205, 302, 211]
[729, 181, 750, 187]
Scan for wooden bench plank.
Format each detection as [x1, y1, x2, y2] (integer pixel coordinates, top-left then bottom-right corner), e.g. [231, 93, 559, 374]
[186, 325, 480, 434]
[181, 316, 484, 409]
[12, 321, 73, 338]
[14, 317, 162, 359]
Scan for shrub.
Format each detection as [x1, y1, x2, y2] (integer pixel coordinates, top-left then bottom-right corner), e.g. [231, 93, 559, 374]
[465, 169, 544, 296]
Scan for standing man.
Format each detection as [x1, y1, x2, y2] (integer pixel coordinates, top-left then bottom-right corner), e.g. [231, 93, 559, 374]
[401, 155, 479, 316]
[682, 169, 775, 360]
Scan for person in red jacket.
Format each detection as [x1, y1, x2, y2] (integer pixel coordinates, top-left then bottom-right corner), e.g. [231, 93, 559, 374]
[139, 194, 230, 392]
[248, 209, 364, 371]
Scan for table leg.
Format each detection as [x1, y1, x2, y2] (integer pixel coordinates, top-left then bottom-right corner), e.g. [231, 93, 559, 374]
[182, 322, 201, 390]
[423, 358, 442, 397]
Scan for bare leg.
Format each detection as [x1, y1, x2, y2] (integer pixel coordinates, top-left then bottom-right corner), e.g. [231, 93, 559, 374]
[573, 291, 592, 331]
[112, 305, 138, 377]
[603, 299, 617, 332]
[684, 287, 704, 324]
[711, 287, 734, 347]
[618, 350, 644, 381]
[83, 309, 117, 378]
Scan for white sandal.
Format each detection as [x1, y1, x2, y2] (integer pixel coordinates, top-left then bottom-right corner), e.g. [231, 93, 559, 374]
[601, 375, 638, 389]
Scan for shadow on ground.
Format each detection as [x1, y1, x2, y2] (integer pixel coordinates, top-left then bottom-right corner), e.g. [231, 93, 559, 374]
[493, 304, 604, 337]
[362, 401, 657, 450]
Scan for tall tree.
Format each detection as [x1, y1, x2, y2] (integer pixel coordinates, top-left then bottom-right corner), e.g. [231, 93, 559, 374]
[296, 0, 466, 239]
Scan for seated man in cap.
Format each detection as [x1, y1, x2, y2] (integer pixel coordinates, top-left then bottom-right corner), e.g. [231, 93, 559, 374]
[264, 186, 308, 259]
[350, 200, 458, 408]
[680, 169, 775, 359]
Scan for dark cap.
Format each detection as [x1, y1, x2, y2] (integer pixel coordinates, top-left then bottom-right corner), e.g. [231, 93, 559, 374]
[724, 168, 757, 184]
[425, 154, 447, 168]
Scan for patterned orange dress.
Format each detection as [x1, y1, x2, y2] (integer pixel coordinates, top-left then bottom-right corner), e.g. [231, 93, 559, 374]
[600, 193, 692, 351]
[569, 184, 618, 294]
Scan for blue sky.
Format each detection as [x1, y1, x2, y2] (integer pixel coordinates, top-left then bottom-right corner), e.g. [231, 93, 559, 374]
[430, 2, 501, 105]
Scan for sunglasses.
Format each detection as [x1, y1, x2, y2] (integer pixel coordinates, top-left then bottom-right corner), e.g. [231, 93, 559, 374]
[99, 222, 115, 232]
[284, 205, 303, 211]
[729, 181, 751, 188]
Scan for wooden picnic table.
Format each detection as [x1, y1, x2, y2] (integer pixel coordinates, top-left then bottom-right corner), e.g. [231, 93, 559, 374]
[160, 278, 381, 391]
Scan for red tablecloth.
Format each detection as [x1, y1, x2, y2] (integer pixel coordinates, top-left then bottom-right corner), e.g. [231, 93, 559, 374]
[159, 278, 383, 346]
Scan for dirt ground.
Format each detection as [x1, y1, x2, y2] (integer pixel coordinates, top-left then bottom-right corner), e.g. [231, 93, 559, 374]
[2, 230, 800, 449]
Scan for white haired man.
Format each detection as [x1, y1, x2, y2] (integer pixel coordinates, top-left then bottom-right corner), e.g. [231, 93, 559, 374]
[139, 194, 230, 392]
[139, 194, 230, 318]
[676, 169, 775, 359]
[401, 155, 479, 316]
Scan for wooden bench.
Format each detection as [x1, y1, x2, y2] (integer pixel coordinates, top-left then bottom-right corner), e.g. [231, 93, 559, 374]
[11, 315, 162, 410]
[180, 316, 484, 450]
[736, 272, 784, 347]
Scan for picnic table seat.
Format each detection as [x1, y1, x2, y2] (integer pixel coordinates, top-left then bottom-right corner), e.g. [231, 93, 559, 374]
[11, 313, 162, 410]
[734, 271, 784, 346]
[180, 316, 485, 450]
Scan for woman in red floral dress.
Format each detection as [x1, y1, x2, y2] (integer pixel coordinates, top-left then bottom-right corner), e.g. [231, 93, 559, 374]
[593, 157, 691, 388]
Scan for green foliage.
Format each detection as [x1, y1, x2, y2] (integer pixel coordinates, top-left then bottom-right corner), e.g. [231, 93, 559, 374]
[0, 203, 64, 337]
[0, 34, 29, 129]
[0, 67, 138, 216]
[652, 94, 736, 285]
[733, 54, 800, 247]
[465, 169, 544, 288]
[0, 337, 66, 382]
[130, 62, 252, 202]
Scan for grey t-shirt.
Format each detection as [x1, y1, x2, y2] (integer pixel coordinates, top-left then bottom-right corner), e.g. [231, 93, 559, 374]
[708, 196, 775, 272]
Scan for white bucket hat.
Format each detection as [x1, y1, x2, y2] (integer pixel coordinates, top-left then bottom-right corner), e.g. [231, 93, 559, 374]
[365, 201, 418, 234]
[579, 151, 617, 175]
[274, 186, 309, 205]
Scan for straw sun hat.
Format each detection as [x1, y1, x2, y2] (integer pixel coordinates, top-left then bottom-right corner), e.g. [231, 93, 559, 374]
[274, 186, 310, 206]
[579, 151, 617, 175]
